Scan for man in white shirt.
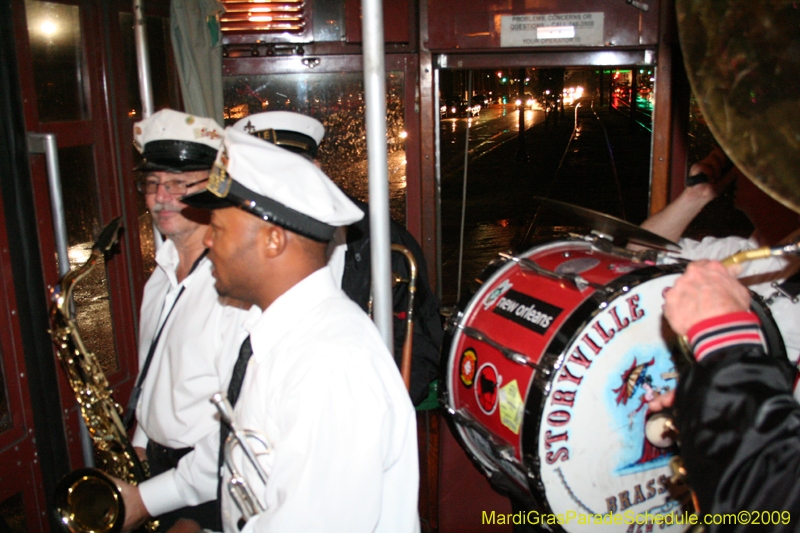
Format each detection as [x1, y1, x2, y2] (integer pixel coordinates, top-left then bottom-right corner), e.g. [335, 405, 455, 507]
[120, 127, 420, 532]
[231, 111, 444, 406]
[129, 109, 254, 531]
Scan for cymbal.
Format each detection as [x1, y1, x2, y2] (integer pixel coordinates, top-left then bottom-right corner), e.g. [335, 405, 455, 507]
[676, 0, 800, 213]
[533, 197, 681, 251]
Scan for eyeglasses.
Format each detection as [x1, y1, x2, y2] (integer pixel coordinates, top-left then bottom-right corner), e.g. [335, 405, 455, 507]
[136, 177, 209, 196]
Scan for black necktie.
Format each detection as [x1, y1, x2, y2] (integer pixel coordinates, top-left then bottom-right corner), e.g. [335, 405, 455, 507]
[227, 335, 253, 408]
[218, 336, 253, 525]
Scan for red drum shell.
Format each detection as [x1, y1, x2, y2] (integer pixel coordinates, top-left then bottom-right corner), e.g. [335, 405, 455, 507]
[445, 239, 689, 532]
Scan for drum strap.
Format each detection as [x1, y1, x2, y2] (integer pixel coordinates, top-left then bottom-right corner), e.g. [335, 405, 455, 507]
[123, 249, 209, 429]
[767, 268, 800, 304]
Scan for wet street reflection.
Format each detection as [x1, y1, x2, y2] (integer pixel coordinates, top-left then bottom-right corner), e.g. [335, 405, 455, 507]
[438, 99, 655, 308]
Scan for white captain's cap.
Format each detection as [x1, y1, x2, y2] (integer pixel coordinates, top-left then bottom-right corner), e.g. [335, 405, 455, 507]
[182, 128, 362, 242]
[133, 109, 224, 172]
[231, 111, 325, 159]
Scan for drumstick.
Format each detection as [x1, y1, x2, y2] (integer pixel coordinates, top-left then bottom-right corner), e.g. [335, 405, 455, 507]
[721, 241, 800, 267]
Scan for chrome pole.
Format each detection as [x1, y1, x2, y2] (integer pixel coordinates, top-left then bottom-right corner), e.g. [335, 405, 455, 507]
[361, 0, 393, 353]
[133, 0, 154, 119]
[28, 133, 95, 469]
[133, 0, 162, 249]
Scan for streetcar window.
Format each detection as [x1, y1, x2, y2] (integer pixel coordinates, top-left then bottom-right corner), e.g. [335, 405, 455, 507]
[25, 1, 88, 123]
[223, 71, 407, 224]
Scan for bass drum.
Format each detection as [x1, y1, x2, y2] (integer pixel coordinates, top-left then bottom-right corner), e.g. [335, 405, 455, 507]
[443, 238, 783, 532]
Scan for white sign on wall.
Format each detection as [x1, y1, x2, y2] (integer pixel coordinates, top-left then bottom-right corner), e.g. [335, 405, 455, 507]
[500, 13, 605, 47]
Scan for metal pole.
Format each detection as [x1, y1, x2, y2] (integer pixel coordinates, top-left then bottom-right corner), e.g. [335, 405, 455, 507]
[133, 0, 162, 250]
[516, 68, 528, 162]
[133, 0, 154, 119]
[434, 68, 443, 303]
[361, 0, 393, 352]
[456, 73, 472, 302]
[28, 133, 95, 469]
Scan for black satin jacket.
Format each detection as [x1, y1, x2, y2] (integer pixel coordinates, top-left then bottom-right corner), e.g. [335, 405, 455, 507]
[340, 201, 444, 406]
[676, 346, 800, 532]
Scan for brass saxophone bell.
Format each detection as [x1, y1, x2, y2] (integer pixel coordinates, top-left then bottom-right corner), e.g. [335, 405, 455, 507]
[53, 468, 124, 533]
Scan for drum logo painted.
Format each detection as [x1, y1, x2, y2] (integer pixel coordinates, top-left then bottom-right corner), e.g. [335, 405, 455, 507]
[482, 279, 513, 310]
[475, 363, 500, 415]
[460, 348, 478, 387]
[537, 274, 685, 530]
[491, 289, 563, 335]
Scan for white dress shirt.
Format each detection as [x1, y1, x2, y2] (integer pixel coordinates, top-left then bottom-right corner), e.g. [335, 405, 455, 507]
[137, 267, 420, 530]
[133, 239, 255, 515]
[222, 266, 420, 533]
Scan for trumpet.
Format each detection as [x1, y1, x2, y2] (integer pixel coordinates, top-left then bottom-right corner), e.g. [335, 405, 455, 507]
[211, 392, 272, 522]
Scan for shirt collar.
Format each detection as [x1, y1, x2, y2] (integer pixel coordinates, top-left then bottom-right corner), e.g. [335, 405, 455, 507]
[246, 266, 338, 359]
[154, 238, 208, 289]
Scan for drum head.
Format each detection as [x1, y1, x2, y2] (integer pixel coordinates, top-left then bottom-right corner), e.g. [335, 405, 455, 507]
[529, 271, 683, 530]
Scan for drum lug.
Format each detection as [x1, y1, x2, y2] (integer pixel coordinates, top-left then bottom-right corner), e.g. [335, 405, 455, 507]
[498, 251, 611, 293]
[450, 408, 532, 481]
[457, 324, 552, 375]
[443, 309, 464, 335]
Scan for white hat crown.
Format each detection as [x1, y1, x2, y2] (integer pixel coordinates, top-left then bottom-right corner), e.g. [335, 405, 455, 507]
[231, 111, 325, 157]
[183, 128, 362, 241]
[133, 109, 223, 172]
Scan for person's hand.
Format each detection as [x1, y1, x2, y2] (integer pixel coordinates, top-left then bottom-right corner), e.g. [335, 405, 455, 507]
[664, 260, 750, 337]
[688, 147, 731, 183]
[112, 477, 151, 532]
[684, 147, 735, 201]
[647, 389, 675, 413]
[134, 446, 147, 463]
[167, 519, 202, 533]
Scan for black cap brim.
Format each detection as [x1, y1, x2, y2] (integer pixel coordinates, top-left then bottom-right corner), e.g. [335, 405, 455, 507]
[134, 159, 216, 173]
[181, 189, 236, 210]
[135, 140, 218, 173]
[182, 179, 336, 242]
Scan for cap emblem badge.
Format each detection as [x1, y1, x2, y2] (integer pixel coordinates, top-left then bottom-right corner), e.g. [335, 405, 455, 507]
[208, 162, 232, 198]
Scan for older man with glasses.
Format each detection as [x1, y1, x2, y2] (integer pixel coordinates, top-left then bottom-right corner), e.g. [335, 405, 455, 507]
[127, 109, 255, 532]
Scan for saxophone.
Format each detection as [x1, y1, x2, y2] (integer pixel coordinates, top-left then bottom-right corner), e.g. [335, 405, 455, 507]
[50, 217, 158, 533]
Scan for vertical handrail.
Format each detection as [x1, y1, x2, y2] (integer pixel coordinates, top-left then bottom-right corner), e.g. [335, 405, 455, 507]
[133, 0, 162, 250]
[133, 0, 154, 119]
[28, 134, 69, 277]
[455, 73, 472, 303]
[361, 0, 393, 353]
[434, 68, 443, 302]
[27, 132, 95, 469]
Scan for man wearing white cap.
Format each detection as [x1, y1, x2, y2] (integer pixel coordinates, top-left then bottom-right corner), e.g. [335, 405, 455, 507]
[231, 111, 444, 406]
[232, 110, 325, 160]
[172, 129, 419, 532]
[128, 109, 254, 531]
